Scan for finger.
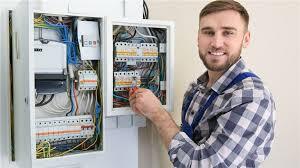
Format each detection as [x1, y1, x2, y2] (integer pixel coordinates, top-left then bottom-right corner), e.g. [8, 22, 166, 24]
[129, 100, 137, 111]
[129, 98, 136, 105]
[129, 88, 134, 96]
[134, 103, 144, 115]
[129, 93, 136, 102]
[134, 88, 147, 94]
[135, 92, 143, 98]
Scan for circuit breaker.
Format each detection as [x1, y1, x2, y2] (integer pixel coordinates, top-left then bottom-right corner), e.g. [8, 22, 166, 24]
[105, 18, 174, 116]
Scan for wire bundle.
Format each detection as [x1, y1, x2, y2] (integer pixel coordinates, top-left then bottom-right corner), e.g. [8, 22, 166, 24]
[143, 0, 149, 19]
[34, 15, 79, 64]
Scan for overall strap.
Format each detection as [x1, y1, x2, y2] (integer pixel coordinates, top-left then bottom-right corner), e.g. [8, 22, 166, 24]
[190, 91, 218, 130]
[181, 89, 199, 126]
[224, 72, 258, 91]
[189, 72, 259, 132]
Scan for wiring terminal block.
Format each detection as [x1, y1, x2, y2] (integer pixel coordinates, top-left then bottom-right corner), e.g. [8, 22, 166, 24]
[77, 70, 98, 91]
[36, 115, 94, 143]
[114, 71, 141, 91]
[114, 42, 158, 64]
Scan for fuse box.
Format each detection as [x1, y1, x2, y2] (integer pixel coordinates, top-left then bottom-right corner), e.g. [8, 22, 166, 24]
[11, 4, 173, 168]
[11, 7, 105, 167]
[105, 18, 174, 116]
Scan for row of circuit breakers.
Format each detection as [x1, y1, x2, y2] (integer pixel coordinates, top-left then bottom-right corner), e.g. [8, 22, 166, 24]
[28, 13, 168, 158]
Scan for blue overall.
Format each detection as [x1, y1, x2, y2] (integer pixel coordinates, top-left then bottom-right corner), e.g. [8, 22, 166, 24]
[181, 72, 259, 140]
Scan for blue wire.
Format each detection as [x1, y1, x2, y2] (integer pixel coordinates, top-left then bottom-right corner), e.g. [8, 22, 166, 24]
[70, 81, 76, 115]
[43, 16, 79, 65]
[113, 94, 129, 101]
[95, 101, 101, 135]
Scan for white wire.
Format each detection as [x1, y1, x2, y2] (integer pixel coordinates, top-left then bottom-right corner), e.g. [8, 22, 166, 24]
[36, 93, 71, 115]
[52, 93, 71, 110]
[113, 25, 122, 35]
[39, 104, 65, 115]
[135, 27, 158, 41]
[78, 91, 85, 115]
[35, 95, 43, 104]
[45, 106, 64, 114]
[146, 28, 155, 43]
[51, 99, 70, 111]
[88, 93, 94, 114]
[88, 60, 93, 67]
[84, 93, 90, 114]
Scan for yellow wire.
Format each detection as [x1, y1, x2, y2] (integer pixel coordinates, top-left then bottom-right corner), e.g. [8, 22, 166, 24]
[34, 14, 44, 24]
[54, 138, 91, 157]
[36, 141, 53, 158]
[83, 136, 98, 151]
[148, 63, 159, 83]
[85, 61, 95, 70]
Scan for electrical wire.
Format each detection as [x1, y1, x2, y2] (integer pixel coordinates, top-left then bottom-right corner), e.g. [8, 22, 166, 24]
[78, 91, 86, 115]
[51, 93, 71, 111]
[143, 0, 149, 19]
[113, 94, 129, 101]
[35, 94, 54, 107]
[53, 138, 91, 157]
[73, 81, 79, 115]
[35, 15, 79, 65]
[35, 95, 46, 106]
[66, 78, 74, 116]
[113, 30, 135, 43]
[84, 93, 90, 114]
[82, 136, 98, 151]
[135, 27, 158, 41]
[89, 93, 94, 114]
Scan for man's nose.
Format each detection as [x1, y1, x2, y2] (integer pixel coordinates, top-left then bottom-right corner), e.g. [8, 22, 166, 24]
[211, 34, 224, 48]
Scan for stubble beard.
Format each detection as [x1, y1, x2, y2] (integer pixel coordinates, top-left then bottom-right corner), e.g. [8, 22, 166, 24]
[199, 46, 242, 72]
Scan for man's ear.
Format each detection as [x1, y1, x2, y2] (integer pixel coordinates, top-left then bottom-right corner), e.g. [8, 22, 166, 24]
[243, 31, 250, 48]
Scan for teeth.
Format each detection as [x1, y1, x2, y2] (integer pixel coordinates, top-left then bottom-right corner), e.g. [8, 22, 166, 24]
[210, 52, 224, 56]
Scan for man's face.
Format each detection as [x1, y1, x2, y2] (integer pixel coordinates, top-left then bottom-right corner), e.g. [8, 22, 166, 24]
[198, 10, 250, 72]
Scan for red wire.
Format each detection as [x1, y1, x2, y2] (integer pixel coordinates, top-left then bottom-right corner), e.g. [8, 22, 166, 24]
[73, 81, 79, 115]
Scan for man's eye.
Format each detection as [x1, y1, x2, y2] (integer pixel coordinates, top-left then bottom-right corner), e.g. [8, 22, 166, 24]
[224, 31, 234, 36]
[204, 31, 214, 36]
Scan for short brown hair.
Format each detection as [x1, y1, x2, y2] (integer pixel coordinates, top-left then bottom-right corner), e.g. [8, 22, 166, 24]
[200, 0, 249, 28]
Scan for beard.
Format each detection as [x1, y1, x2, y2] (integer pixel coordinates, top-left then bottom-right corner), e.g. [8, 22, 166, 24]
[199, 45, 242, 72]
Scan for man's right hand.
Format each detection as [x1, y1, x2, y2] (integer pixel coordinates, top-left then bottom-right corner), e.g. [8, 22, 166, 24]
[128, 88, 163, 121]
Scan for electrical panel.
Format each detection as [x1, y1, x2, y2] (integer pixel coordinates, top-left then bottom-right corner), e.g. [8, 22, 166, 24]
[11, 6, 173, 168]
[33, 13, 103, 159]
[105, 18, 174, 116]
[11, 8, 106, 167]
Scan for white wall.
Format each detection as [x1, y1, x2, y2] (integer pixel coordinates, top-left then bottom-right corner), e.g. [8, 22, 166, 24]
[147, 0, 300, 167]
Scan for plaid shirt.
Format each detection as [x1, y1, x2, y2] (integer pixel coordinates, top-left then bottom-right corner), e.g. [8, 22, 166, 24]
[168, 59, 275, 168]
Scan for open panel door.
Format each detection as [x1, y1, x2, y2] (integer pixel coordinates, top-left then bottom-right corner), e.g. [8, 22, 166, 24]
[12, 1, 34, 167]
[1, 8, 14, 168]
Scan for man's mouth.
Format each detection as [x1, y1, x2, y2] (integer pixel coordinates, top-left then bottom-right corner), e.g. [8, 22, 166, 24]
[208, 51, 226, 57]
[208, 51, 226, 56]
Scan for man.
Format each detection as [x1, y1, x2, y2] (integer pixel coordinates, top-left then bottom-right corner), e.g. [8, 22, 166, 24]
[129, 0, 275, 167]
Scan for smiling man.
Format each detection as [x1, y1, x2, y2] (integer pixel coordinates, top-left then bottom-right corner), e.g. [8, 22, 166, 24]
[129, 0, 275, 167]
